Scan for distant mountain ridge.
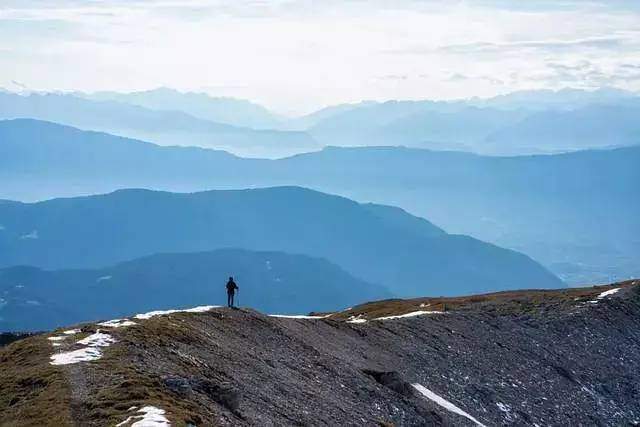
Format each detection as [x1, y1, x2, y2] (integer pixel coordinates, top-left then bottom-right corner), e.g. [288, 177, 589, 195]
[0, 186, 562, 297]
[3, 87, 639, 156]
[80, 87, 284, 129]
[1, 118, 637, 284]
[0, 92, 318, 158]
[0, 248, 391, 332]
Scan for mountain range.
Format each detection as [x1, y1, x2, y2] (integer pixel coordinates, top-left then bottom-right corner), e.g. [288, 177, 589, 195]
[1, 118, 637, 284]
[307, 99, 640, 154]
[79, 87, 284, 129]
[0, 186, 562, 299]
[0, 248, 391, 332]
[2, 87, 639, 157]
[0, 92, 317, 158]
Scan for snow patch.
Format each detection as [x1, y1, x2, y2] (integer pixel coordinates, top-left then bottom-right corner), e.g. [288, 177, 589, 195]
[98, 319, 137, 328]
[589, 288, 621, 304]
[374, 310, 441, 320]
[134, 305, 219, 320]
[20, 230, 38, 239]
[50, 331, 115, 365]
[269, 314, 327, 319]
[47, 329, 79, 345]
[116, 406, 170, 427]
[347, 315, 367, 324]
[412, 383, 486, 427]
[597, 288, 621, 299]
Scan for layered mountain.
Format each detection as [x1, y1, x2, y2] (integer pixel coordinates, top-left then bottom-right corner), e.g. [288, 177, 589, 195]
[2, 118, 636, 284]
[470, 87, 639, 111]
[304, 88, 640, 154]
[278, 146, 640, 284]
[80, 88, 283, 129]
[0, 249, 391, 332]
[484, 104, 640, 154]
[1, 280, 638, 425]
[308, 101, 526, 151]
[0, 186, 562, 297]
[0, 93, 317, 158]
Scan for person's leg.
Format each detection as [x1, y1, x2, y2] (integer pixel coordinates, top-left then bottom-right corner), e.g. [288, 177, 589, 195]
[231, 293, 234, 307]
[227, 293, 232, 307]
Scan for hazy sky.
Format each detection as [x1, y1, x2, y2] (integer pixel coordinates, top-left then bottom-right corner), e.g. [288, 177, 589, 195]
[1, 0, 639, 114]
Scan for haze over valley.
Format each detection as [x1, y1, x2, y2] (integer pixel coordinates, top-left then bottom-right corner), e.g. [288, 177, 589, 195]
[2, 1, 639, 425]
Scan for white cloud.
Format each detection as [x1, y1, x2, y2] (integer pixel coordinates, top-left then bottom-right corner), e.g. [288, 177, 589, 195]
[1, 0, 638, 114]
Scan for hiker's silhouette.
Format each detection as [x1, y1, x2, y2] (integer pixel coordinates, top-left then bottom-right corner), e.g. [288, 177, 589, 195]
[226, 277, 239, 307]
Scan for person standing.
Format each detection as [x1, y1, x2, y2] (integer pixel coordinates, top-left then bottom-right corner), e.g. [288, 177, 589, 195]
[226, 277, 239, 307]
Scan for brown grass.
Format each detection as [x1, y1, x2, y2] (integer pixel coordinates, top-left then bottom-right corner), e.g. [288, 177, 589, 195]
[329, 279, 639, 321]
[0, 335, 74, 426]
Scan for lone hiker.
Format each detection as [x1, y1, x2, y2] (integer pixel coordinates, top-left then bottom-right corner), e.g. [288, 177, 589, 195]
[226, 276, 239, 307]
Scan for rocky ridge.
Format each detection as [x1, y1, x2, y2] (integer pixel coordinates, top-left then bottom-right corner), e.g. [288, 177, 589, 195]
[1, 280, 638, 426]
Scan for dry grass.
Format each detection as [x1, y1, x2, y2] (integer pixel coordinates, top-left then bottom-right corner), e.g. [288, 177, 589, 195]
[329, 279, 639, 321]
[0, 335, 73, 426]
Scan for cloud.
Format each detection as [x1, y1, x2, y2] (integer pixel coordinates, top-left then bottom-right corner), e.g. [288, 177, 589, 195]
[519, 60, 640, 88]
[438, 36, 630, 54]
[1, 0, 639, 113]
[448, 73, 469, 82]
[376, 74, 409, 81]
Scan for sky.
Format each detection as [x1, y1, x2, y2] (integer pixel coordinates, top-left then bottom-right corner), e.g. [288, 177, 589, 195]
[1, 0, 639, 115]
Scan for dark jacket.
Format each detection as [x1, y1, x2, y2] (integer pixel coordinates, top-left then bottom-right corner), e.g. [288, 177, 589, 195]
[226, 280, 238, 294]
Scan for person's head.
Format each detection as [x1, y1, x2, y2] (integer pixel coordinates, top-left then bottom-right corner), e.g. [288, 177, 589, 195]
[229, 276, 233, 281]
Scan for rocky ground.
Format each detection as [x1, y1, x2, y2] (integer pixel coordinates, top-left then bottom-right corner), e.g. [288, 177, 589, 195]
[1, 279, 639, 426]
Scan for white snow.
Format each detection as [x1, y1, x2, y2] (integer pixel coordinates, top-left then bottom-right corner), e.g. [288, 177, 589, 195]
[412, 383, 486, 427]
[50, 346, 104, 365]
[116, 406, 170, 427]
[77, 331, 116, 347]
[134, 305, 218, 320]
[374, 310, 441, 320]
[269, 314, 327, 319]
[347, 315, 367, 324]
[589, 287, 622, 304]
[96, 275, 112, 282]
[98, 319, 137, 328]
[20, 230, 38, 239]
[597, 288, 621, 299]
[48, 329, 80, 345]
[50, 331, 116, 365]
